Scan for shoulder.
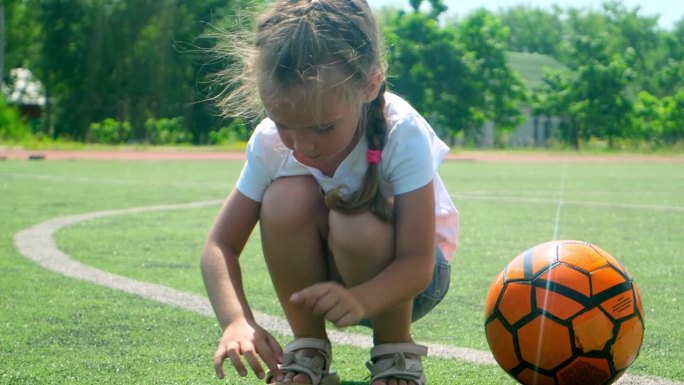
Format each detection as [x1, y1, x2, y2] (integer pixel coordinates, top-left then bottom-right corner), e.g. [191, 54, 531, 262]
[384, 92, 420, 125]
[237, 118, 292, 202]
[380, 93, 450, 194]
[246, 118, 290, 160]
[248, 118, 282, 149]
[384, 92, 435, 141]
[243, 117, 293, 180]
[382, 92, 448, 162]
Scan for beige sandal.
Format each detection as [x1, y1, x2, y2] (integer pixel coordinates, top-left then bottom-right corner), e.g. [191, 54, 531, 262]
[266, 338, 340, 385]
[365, 343, 428, 385]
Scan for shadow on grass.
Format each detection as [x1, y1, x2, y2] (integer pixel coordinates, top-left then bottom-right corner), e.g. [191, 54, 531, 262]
[341, 382, 366, 385]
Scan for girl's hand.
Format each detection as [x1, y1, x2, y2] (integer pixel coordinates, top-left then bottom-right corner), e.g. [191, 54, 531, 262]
[213, 318, 283, 381]
[290, 282, 365, 327]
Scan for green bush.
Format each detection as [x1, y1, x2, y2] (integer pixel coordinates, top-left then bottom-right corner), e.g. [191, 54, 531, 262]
[0, 97, 31, 141]
[88, 118, 132, 144]
[144, 117, 192, 145]
[661, 90, 684, 145]
[208, 118, 249, 145]
[633, 90, 684, 147]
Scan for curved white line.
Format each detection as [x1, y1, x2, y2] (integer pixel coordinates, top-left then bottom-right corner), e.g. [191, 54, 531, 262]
[2, 172, 228, 188]
[13, 202, 681, 385]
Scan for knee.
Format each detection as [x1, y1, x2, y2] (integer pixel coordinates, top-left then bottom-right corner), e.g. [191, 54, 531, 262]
[261, 176, 327, 230]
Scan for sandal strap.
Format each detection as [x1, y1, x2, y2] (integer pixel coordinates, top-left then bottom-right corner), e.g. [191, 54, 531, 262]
[266, 338, 338, 385]
[366, 343, 428, 385]
[283, 337, 332, 355]
[370, 343, 428, 359]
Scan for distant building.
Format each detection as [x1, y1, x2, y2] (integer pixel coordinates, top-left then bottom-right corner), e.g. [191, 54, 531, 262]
[480, 52, 567, 148]
[2, 68, 46, 119]
[508, 52, 567, 148]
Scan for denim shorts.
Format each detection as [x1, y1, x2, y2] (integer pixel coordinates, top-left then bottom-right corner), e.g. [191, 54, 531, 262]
[411, 248, 452, 322]
[357, 248, 452, 327]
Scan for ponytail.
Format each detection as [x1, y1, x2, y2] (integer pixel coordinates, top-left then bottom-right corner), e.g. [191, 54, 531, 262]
[324, 83, 393, 222]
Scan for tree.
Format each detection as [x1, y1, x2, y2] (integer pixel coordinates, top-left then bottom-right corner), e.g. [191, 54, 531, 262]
[457, 9, 527, 146]
[653, 19, 684, 96]
[498, 5, 564, 56]
[632, 91, 664, 144]
[382, 7, 478, 140]
[35, 0, 93, 138]
[532, 68, 578, 147]
[669, 18, 684, 60]
[534, 34, 635, 149]
[573, 47, 635, 147]
[28, 0, 247, 142]
[660, 90, 684, 144]
[602, 1, 660, 95]
[558, 1, 662, 95]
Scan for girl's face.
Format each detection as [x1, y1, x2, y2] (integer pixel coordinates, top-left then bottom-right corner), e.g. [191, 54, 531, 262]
[261, 84, 364, 173]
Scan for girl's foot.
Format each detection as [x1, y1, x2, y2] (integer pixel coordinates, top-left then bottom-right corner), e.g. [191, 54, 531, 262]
[267, 338, 339, 385]
[280, 347, 317, 383]
[366, 343, 428, 385]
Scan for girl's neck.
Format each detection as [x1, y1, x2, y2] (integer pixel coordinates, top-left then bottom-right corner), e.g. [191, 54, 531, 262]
[296, 125, 364, 177]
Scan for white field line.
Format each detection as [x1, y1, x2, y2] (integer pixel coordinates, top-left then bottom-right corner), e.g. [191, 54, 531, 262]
[1, 172, 228, 189]
[4, 171, 677, 196]
[455, 189, 678, 195]
[12, 201, 683, 385]
[453, 193, 684, 212]
[6, 172, 682, 211]
[552, 161, 569, 240]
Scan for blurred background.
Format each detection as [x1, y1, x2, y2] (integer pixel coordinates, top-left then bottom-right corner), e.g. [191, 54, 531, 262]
[1, 0, 683, 150]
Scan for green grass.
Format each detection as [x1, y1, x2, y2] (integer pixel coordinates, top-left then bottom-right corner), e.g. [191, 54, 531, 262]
[1, 156, 683, 384]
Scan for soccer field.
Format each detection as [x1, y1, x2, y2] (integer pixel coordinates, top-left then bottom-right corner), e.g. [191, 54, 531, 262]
[1, 153, 682, 384]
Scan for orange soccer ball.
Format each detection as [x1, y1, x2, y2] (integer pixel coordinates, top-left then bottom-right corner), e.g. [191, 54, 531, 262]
[484, 240, 645, 385]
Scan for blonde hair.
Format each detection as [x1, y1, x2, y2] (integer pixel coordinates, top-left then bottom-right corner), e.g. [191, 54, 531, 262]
[215, 0, 392, 221]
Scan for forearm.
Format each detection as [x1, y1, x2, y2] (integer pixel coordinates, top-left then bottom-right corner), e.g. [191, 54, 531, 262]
[201, 243, 255, 329]
[201, 189, 261, 329]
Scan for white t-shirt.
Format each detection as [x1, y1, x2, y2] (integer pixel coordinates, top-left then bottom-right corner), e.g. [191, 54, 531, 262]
[236, 92, 459, 260]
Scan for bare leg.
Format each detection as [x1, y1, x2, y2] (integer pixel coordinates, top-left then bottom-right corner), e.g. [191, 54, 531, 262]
[328, 210, 416, 385]
[260, 176, 331, 384]
[328, 210, 413, 343]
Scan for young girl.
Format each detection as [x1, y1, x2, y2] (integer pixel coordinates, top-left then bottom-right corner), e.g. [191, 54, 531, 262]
[201, 0, 458, 384]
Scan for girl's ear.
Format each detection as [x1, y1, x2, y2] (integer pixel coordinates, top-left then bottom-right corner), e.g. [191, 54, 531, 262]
[362, 71, 385, 102]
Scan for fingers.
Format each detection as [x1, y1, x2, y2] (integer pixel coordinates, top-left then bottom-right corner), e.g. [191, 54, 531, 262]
[292, 283, 363, 326]
[214, 341, 239, 379]
[320, 297, 354, 325]
[267, 333, 284, 363]
[290, 282, 331, 308]
[293, 285, 342, 321]
[291, 282, 340, 315]
[213, 338, 283, 381]
[253, 337, 283, 381]
[240, 340, 266, 379]
[333, 311, 360, 328]
[214, 341, 248, 378]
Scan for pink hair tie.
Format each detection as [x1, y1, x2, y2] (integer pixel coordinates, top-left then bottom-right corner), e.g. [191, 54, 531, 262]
[366, 149, 382, 165]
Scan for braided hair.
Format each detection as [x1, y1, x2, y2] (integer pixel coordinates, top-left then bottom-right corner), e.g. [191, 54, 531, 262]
[323, 82, 392, 221]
